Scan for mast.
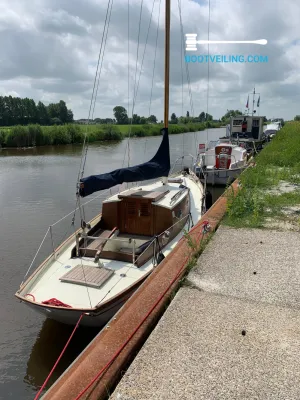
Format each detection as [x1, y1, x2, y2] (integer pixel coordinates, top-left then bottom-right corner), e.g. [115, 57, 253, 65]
[162, 0, 170, 185]
[164, 0, 170, 129]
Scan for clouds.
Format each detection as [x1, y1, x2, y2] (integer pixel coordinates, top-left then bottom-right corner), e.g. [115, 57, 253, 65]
[0, 0, 299, 120]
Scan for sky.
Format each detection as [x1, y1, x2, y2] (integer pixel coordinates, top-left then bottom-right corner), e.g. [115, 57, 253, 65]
[0, 0, 299, 121]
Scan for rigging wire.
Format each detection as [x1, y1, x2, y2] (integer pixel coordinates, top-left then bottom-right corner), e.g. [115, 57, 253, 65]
[177, 0, 198, 157]
[122, 0, 157, 166]
[126, 0, 145, 168]
[91, 0, 114, 121]
[179, 0, 185, 169]
[145, 0, 162, 157]
[128, 0, 130, 163]
[76, 0, 113, 186]
[206, 0, 211, 147]
[72, 0, 113, 226]
[72, 0, 114, 309]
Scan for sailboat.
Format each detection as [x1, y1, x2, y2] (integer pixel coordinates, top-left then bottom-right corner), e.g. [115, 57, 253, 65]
[15, 0, 205, 327]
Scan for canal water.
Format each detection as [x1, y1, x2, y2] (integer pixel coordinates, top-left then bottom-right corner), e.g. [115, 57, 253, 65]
[0, 128, 225, 399]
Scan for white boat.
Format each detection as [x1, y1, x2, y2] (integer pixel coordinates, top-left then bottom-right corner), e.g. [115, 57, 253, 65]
[15, 2, 205, 327]
[264, 119, 281, 140]
[194, 141, 248, 186]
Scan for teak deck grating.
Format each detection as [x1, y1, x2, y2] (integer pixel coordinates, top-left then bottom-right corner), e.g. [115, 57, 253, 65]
[60, 265, 114, 289]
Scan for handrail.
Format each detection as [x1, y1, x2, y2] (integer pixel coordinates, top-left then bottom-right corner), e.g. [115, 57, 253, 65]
[169, 154, 196, 175]
[196, 153, 240, 167]
[134, 213, 191, 266]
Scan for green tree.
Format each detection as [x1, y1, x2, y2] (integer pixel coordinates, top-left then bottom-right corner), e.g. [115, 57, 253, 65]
[170, 113, 178, 124]
[199, 112, 206, 122]
[47, 103, 60, 119]
[67, 109, 74, 123]
[51, 117, 62, 125]
[132, 114, 140, 124]
[148, 114, 157, 123]
[113, 106, 128, 124]
[221, 110, 243, 122]
[37, 101, 50, 125]
[294, 115, 300, 121]
[186, 111, 189, 117]
[58, 100, 69, 123]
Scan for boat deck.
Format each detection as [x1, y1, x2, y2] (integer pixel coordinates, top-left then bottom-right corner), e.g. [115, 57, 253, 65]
[20, 175, 203, 310]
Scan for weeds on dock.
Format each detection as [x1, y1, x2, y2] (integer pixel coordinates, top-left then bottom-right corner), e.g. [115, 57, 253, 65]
[224, 122, 300, 228]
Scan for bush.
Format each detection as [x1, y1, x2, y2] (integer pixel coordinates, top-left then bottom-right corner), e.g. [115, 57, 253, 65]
[51, 126, 72, 145]
[101, 124, 122, 140]
[65, 124, 84, 143]
[6, 126, 28, 147]
[0, 129, 7, 146]
[28, 124, 43, 146]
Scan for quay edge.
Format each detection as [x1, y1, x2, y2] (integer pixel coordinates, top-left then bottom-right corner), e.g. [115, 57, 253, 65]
[41, 180, 240, 400]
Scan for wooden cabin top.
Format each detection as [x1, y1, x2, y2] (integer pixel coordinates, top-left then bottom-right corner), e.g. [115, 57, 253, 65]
[103, 182, 189, 210]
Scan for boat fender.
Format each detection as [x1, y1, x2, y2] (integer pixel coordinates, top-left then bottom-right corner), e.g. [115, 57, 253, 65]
[156, 253, 165, 265]
[202, 220, 211, 233]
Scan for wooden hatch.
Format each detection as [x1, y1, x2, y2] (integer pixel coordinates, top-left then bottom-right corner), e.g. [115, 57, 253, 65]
[118, 189, 169, 236]
[60, 265, 114, 289]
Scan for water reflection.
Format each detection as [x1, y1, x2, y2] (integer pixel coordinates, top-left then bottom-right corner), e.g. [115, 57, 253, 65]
[24, 319, 99, 393]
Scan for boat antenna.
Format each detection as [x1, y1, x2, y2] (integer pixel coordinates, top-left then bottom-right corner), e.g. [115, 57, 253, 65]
[162, 0, 170, 185]
[252, 86, 255, 116]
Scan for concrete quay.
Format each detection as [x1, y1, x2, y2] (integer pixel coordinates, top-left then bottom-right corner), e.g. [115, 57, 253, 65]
[110, 226, 300, 400]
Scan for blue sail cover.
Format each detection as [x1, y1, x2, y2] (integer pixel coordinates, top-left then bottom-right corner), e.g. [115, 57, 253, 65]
[79, 128, 170, 197]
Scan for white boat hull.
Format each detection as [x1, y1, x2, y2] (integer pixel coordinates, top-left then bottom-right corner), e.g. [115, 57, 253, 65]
[196, 166, 247, 185]
[16, 172, 204, 327]
[23, 283, 140, 327]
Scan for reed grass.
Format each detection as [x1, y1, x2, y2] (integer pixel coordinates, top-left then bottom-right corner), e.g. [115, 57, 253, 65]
[0, 122, 219, 148]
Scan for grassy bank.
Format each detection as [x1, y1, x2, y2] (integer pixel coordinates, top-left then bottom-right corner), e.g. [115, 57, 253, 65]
[0, 122, 221, 148]
[224, 121, 300, 229]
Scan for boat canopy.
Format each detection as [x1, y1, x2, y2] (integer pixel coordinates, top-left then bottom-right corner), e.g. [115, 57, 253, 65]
[79, 128, 170, 197]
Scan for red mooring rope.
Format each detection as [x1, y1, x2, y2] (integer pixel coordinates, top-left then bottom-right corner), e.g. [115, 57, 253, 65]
[34, 313, 84, 400]
[72, 221, 209, 400]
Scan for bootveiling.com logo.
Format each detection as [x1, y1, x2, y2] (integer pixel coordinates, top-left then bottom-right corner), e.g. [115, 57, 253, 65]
[185, 34, 269, 63]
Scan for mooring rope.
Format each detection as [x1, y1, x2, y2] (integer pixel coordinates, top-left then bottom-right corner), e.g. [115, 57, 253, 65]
[33, 314, 84, 400]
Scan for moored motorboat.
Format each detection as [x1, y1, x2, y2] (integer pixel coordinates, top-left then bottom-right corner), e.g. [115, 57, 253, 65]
[264, 119, 282, 141]
[194, 141, 248, 186]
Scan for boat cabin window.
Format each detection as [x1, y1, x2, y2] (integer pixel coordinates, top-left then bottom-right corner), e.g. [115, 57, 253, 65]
[233, 119, 243, 126]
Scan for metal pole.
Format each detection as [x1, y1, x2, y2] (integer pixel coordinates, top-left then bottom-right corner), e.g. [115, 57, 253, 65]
[50, 225, 56, 259]
[132, 239, 135, 266]
[252, 86, 255, 116]
[164, 0, 170, 128]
